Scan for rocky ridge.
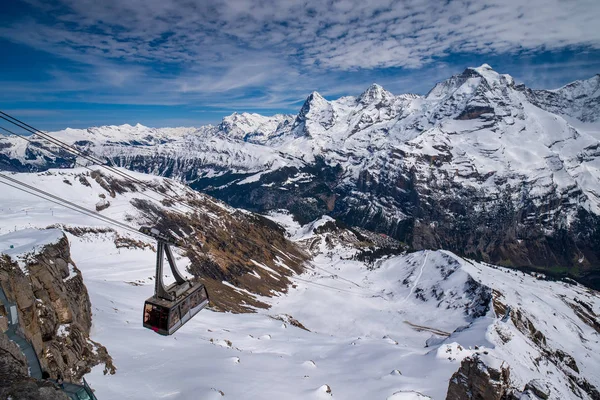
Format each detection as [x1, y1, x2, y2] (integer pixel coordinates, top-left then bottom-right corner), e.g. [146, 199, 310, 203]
[0, 229, 113, 393]
[2, 167, 309, 313]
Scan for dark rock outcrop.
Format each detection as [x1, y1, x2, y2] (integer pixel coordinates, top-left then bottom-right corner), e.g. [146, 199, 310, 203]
[446, 355, 511, 400]
[0, 377, 70, 400]
[0, 307, 70, 399]
[0, 231, 114, 384]
[524, 379, 551, 399]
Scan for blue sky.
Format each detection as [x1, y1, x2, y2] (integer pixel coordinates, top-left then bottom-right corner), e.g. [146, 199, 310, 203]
[1, 0, 600, 131]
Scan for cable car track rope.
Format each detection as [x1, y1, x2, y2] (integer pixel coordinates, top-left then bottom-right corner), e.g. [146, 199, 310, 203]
[0, 173, 148, 239]
[0, 124, 193, 222]
[0, 111, 200, 216]
[1, 111, 388, 300]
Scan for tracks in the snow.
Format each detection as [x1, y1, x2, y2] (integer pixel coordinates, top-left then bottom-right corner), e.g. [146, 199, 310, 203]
[401, 250, 428, 304]
[403, 321, 451, 337]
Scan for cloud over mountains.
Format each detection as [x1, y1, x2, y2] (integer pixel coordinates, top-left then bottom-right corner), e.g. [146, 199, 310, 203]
[1, 0, 599, 128]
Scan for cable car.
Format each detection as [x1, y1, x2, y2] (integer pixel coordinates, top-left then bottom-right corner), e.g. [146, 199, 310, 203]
[143, 283, 209, 335]
[140, 227, 209, 335]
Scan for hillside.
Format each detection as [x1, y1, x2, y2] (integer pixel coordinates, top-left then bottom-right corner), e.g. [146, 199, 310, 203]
[0, 168, 308, 312]
[0, 172, 598, 398]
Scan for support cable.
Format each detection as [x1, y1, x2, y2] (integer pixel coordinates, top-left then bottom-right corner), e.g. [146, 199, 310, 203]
[0, 112, 200, 215]
[0, 173, 148, 238]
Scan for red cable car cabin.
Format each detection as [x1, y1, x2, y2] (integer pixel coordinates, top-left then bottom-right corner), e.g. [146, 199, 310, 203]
[143, 282, 209, 335]
[139, 226, 210, 336]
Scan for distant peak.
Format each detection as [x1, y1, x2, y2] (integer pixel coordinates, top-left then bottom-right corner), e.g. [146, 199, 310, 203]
[294, 91, 331, 128]
[367, 83, 384, 90]
[461, 63, 515, 87]
[358, 83, 392, 104]
[302, 91, 328, 109]
[308, 91, 325, 101]
[465, 64, 497, 76]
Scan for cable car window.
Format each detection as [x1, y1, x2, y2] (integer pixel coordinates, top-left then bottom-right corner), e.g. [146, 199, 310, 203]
[158, 307, 169, 331]
[143, 303, 153, 324]
[198, 287, 208, 302]
[76, 388, 92, 400]
[189, 286, 207, 309]
[169, 305, 181, 328]
[180, 297, 191, 316]
[145, 303, 169, 331]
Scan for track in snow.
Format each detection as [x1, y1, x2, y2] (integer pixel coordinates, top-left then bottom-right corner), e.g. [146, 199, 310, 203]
[401, 251, 428, 304]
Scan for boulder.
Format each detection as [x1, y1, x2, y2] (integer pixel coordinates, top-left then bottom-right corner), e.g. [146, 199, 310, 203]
[446, 355, 511, 400]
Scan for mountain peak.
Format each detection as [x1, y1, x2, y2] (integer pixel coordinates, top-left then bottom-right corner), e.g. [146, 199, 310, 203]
[307, 91, 326, 102]
[465, 64, 499, 78]
[358, 83, 393, 105]
[476, 63, 493, 71]
[366, 83, 384, 91]
[462, 63, 514, 88]
[298, 91, 328, 116]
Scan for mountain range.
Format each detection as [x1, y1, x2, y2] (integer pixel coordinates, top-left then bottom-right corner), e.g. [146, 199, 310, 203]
[2, 64, 600, 288]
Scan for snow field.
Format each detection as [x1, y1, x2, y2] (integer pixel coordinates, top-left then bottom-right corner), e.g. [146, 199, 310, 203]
[0, 169, 598, 399]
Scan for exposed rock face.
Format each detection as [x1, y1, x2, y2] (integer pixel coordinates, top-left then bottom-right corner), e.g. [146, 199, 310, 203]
[524, 379, 551, 399]
[0, 231, 114, 383]
[0, 377, 70, 400]
[446, 355, 511, 400]
[0, 330, 28, 387]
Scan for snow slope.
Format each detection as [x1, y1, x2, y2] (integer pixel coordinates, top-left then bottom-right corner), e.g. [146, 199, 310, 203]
[1, 169, 598, 399]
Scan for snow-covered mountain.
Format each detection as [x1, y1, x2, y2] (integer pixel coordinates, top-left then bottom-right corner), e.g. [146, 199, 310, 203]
[0, 170, 598, 399]
[521, 74, 600, 123]
[1, 65, 600, 288]
[218, 112, 295, 144]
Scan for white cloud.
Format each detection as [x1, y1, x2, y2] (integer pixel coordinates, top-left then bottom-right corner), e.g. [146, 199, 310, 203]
[0, 0, 598, 117]
[5, 0, 600, 72]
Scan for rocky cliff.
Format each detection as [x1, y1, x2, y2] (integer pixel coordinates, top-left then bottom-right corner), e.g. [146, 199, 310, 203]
[446, 354, 512, 400]
[0, 229, 114, 386]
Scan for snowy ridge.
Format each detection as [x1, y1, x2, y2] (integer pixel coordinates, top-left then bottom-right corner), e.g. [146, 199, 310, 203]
[219, 112, 295, 144]
[1, 65, 600, 283]
[523, 74, 600, 122]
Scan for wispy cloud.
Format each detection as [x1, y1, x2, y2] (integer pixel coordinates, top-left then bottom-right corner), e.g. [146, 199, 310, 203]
[0, 0, 599, 129]
[6, 0, 598, 70]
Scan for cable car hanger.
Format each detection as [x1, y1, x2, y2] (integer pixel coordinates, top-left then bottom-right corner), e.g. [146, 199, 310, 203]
[140, 226, 190, 300]
[141, 226, 209, 335]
